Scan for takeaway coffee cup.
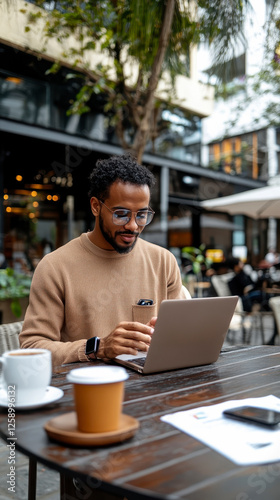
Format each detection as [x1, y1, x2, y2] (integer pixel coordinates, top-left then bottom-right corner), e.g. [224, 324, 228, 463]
[0, 349, 52, 405]
[67, 366, 129, 433]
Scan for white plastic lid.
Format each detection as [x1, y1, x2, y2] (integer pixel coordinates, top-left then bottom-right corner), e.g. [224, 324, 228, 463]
[66, 366, 129, 385]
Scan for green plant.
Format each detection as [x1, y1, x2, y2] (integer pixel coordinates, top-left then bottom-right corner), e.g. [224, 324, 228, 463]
[0, 268, 32, 318]
[181, 244, 212, 278]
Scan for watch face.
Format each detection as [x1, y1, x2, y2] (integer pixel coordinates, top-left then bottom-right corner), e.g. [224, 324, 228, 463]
[86, 337, 98, 354]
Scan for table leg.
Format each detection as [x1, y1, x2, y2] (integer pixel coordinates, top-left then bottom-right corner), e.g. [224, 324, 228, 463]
[241, 317, 247, 344]
[60, 473, 126, 500]
[28, 457, 37, 500]
[259, 313, 265, 345]
[266, 318, 278, 345]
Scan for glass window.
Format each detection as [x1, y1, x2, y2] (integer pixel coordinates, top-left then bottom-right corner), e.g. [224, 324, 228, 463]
[0, 72, 48, 125]
[209, 130, 267, 179]
[148, 108, 201, 164]
[0, 68, 202, 167]
[232, 215, 245, 246]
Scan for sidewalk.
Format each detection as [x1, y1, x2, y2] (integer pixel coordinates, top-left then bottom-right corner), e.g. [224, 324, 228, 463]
[0, 440, 60, 500]
[0, 313, 278, 500]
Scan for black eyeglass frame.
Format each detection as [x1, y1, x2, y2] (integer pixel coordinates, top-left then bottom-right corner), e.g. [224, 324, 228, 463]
[99, 200, 155, 227]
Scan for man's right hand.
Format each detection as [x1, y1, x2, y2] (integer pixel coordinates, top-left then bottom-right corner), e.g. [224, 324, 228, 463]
[95, 321, 154, 360]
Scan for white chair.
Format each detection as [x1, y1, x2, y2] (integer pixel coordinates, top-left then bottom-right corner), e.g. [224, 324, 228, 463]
[211, 274, 247, 341]
[182, 285, 192, 300]
[211, 273, 235, 297]
[211, 275, 272, 344]
[268, 296, 280, 344]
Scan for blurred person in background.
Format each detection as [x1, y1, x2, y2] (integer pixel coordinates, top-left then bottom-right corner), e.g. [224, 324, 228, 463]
[265, 248, 280, 266]
[227, 257, 269, 312]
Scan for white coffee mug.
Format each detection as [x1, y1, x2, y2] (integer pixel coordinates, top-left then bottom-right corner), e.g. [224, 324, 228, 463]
[0, 348, 52, 405]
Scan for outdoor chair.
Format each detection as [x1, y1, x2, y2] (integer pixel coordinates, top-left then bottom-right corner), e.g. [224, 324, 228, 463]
[211, 273, 235, 298]
[268, 296, 280, 344]
[211, 274, 272, 344]
[0, 321, 37, 500]
[182, 285, 192, 299]
[0, 320, 23, 355]
[211, 274, 248, 342]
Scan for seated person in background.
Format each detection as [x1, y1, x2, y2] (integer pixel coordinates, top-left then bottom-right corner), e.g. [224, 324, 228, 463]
[205, 261, 230, 277]
[265, 248, 280, 266]
[20, 154, 189, 369]
[227, 257, 265, 312]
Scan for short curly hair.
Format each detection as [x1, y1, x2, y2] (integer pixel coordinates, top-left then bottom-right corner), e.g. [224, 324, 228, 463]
[88, 153, 156, 200]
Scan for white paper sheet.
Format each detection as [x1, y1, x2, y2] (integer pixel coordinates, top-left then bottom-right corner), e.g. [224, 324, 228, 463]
[161, 395, 280, 465]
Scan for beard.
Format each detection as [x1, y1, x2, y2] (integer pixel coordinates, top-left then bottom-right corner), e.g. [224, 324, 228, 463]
[99, 215, 139, 254]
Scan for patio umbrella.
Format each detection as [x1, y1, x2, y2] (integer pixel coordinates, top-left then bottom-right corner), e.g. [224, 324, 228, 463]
[200, 177, 280, 219]
[146, 215, 242, 231]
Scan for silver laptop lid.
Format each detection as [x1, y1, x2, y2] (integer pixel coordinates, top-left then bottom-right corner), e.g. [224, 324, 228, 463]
[115, 296, 238, 374]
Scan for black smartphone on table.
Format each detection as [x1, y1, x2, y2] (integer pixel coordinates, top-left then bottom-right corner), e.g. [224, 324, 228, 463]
[223, 406, 280, 428]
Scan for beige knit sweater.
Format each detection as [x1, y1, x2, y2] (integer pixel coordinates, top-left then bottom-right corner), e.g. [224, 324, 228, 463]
[19, 233, 186, 369]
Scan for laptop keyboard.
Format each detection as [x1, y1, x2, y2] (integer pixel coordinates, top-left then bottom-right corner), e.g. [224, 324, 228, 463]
[129, 357, 146, 367]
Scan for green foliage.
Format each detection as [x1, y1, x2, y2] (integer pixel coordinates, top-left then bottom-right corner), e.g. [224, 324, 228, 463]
[198, 0, 250, 82]
[182, 244, 212, 275]
[212, 2, 280, 130]
[0, 268, 32, 318]
[25, 0, 250, 161]
[214, 80, 247, 100]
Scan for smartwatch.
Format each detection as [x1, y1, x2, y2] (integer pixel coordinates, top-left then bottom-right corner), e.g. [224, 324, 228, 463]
[85, 336, 100, 360]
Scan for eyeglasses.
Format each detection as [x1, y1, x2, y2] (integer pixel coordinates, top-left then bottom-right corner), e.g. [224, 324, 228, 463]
[99, 200, 155, 226]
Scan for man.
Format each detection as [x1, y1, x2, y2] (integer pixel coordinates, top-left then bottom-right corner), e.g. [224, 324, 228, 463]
[20, 154, 188, 369]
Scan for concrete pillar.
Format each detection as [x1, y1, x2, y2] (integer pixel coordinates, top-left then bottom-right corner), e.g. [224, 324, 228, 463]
[66, 195, 74, 242]
[160, 166, 169, 247]
[266, 127, 279, 250]
[267, 127, 278, 178]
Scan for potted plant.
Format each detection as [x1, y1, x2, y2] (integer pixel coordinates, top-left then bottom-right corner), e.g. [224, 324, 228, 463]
[181, 244, 213, 297]
[0, 268, 32, 322]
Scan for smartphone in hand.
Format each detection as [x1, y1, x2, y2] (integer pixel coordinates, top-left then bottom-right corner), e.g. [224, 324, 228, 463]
[223, 406, 280, 428]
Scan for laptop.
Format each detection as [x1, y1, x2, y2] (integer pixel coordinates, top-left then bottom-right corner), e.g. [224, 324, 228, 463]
[114, 296, 238, 374]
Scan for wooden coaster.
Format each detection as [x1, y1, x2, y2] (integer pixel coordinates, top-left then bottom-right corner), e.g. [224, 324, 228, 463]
[44, 412, 139, 446]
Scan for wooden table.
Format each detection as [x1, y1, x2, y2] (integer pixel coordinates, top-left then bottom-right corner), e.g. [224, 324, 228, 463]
[1, 346, 280, 500]
[193, 281, 211, 298]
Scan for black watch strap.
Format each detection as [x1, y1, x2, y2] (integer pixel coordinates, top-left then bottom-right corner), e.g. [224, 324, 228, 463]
[85, 336, 100, 360]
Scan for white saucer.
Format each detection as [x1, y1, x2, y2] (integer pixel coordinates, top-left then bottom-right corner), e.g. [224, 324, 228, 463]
[0, 386, 64, 410]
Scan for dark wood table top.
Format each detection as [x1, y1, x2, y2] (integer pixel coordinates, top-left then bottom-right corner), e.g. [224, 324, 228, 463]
[1, 345, 280, 500]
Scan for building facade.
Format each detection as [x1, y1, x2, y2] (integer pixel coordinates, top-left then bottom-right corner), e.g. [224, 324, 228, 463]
[0, 0, 267, 270]
[200, 0, 280, 264]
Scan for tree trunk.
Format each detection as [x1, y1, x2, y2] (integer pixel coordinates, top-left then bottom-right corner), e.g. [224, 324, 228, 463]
[130, 0, 176, 163]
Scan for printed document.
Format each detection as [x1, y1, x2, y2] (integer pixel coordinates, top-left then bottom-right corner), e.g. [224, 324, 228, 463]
[161, 395, 280, 465]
